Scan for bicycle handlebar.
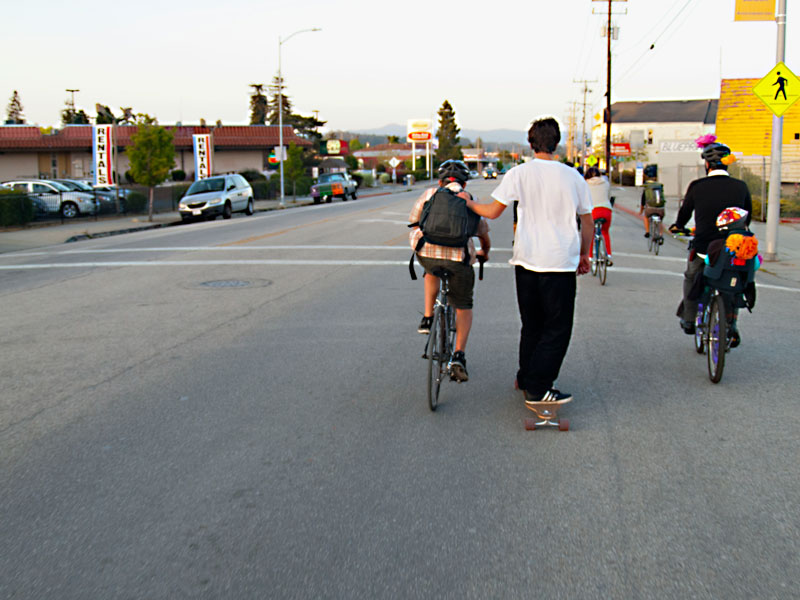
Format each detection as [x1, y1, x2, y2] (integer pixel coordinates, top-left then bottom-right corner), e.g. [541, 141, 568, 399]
[477, 256, 486, 280]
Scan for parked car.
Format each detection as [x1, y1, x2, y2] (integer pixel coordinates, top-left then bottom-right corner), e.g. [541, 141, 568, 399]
[0, 179, 98, 218]
[482, 167, 498, 179]
[53, 179, 128, 212]
[178, 174, 254, 221]
[311, 172, 358, 203]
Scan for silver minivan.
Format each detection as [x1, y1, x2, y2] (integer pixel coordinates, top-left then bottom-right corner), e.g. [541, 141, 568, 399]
[178, 174, 254, 222]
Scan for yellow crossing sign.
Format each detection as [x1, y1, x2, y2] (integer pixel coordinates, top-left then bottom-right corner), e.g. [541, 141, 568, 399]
[753, 62, 800, 117]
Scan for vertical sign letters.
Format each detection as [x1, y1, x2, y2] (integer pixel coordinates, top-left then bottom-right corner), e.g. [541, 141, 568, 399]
[193, 134, 212, 180]
[93, 125, 114, 186]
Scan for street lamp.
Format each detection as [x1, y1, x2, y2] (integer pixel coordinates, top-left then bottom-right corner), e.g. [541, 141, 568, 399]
[278, 27, 321, 207]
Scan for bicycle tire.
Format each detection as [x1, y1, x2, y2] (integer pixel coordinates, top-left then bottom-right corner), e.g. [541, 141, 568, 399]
[654, 232, 661, 255]
[591, 229, 600, 276]
[648, 218, 654, 252]
[694, 303, 706, 354]
[598, 235, 607, 285]
[707, 294, 726, 383]
[427, 307, 444, 410]
[447, 306, 457, 353]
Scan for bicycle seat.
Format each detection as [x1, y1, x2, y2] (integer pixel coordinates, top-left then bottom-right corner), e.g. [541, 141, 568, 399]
[594, 217, 607, 225]
[430, 267, 455, 279]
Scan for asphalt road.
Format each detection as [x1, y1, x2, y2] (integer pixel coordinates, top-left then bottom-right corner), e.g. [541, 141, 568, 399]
[1, 181, 798, 599]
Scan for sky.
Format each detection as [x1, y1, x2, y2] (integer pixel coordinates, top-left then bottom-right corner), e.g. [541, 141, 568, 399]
[1, 0, 798, 138]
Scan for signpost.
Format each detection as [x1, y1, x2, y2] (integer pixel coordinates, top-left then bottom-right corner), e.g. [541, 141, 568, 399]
[753, 61, 800, 117]
[407, 119, 433, 179]
[389, 156, 400, 184]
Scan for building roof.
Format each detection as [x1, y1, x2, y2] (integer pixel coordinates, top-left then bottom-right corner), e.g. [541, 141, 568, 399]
[0, 125, 311, 151]
[610, 99, 718, 124]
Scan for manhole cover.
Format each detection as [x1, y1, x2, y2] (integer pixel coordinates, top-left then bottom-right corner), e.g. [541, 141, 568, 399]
[187, 278, 272, 291]
[199, 280, 252, 288]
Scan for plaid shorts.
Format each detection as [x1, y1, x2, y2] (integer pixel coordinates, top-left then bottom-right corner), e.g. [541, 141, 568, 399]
[417, 256, 475, 309]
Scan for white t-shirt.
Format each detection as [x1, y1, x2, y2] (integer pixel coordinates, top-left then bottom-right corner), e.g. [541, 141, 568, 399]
[492, 159, 592, 272]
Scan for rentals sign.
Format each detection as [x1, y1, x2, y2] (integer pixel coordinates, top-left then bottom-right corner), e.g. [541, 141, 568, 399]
[93, 125, 114, 186]
[193, 134, 212, 180]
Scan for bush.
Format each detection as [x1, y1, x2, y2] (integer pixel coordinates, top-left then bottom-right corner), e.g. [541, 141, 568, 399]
[352, 172, 374, 188]
[171, 169, 186, 181]
[240, 169, 267, 183]
[379, 173, 391, 184]
[251, 180, 271, 199]
[0, 190, 34, 226]
[620, 169, 635, 186]
[125, 170, 135, 184]
[125, 191, 147, 213]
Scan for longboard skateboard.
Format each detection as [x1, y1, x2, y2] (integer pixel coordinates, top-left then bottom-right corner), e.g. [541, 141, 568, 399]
[515, 379, 571, 431]
[524, 398, 571, 431]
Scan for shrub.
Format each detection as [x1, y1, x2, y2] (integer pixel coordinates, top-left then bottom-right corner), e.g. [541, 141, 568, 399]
[240, 169, 267, 183]
[125, 191, 147, 213]
[379, 173, 391, 184]
[171, 169, 186, 181]
[0, 190, 34, 226]
[251, 180, 270, 199]
[125, 170, 135, 184]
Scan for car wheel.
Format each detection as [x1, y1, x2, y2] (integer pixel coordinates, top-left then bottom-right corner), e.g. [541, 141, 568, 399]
[60, 202, 79, 218]
[351, 190, 358, 200]
[222, 202, 232, 219]
[245, 198, 254, 215]
[313, 198, 321, 204]
[325, 196, 332, 203]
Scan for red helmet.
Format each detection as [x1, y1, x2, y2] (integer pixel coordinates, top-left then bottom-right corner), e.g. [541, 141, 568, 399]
[716, 207, 749, 230]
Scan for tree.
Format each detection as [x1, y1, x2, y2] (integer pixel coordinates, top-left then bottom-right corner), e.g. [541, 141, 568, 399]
[349, 138, 364, 152]
[127, 114, 176, 222]
[435, 100, 463, 163]
[5, 90, 25, 124]
[249, 84, 267, 125]
[61, 105, 90, 125]
[95, 104, 116, 124]
[387, 135, 400, 144]
[284, 142, 305, 201]
[267, 75, 326, 140]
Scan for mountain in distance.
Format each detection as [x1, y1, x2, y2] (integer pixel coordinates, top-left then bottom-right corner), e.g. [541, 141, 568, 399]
[350, 123, 527, 146]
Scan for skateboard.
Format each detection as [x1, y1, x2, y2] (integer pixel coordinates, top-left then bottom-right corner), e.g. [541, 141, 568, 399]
[515, 378, 571, 431]
[524, 398, 571, 431]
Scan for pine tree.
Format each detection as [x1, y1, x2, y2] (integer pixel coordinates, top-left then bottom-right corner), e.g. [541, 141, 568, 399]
[435, 100, 463, 163]
[249, 84, 268, 125]
[5, 90, 25, 124]
[267, 75, 293, 126]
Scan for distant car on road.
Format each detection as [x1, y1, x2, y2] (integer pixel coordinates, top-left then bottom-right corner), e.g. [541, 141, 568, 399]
[482, 167, 498, 179]
[468, 170, 479, 179]
[311, 172, 358, 203]
[0, 179, 98, 218]
[178, 174, 254, 222]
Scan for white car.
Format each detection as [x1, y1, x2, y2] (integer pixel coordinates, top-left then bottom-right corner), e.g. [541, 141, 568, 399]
[1, 179, 98, 218]
[178, 174, 254, 221]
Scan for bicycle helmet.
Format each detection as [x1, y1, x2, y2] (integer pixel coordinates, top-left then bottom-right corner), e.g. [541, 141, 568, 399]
[437, 159, 470, 185]
[716, 207, 749, 231]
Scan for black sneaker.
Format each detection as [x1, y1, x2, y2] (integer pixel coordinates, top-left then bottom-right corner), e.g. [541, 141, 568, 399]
[680, 318, 696, 335]
[524, 389, 572, 405]
[729, 323, 741, 348]
[418, 316, 432, 334]
[449, 351, 469, 382]
[657, 237, 664, 245]
[644, 232, 650, 238]
[606, 257, 613, 267]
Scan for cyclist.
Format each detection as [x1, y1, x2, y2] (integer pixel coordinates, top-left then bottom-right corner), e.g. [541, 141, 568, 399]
[585, 166, 613, 266]
[669, 136, 752, 337]
[409, 159, 491, 382]
[640, 176, 666, 242]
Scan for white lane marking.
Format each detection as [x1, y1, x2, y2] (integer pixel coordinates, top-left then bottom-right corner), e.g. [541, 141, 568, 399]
[356, 219, 411, 225]
[613, 251, 685, 263]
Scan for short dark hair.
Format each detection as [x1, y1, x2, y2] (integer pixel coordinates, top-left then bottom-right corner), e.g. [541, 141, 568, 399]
[527, 118, 560, 154]
[584, 166, 601, 179]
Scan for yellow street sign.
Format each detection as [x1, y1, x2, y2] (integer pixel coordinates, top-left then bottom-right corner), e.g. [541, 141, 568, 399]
[753, 62, 800, 117]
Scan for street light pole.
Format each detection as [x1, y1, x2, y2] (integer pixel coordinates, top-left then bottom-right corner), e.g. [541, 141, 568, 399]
[765, 0, 787, 261]
[278, 27, 321, 207]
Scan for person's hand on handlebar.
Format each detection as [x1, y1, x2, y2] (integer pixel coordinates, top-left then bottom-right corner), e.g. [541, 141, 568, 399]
[669, 224, 690, 235]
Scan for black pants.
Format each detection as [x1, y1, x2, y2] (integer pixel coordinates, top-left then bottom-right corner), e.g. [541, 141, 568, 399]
[515, 266, 576, 396]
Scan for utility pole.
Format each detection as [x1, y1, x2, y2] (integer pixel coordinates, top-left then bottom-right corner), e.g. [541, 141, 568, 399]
[605, 0, 612, 172]
[766, 0, 787, 261]
[65, 89, 79, 110]
[574, 79, 597, 168]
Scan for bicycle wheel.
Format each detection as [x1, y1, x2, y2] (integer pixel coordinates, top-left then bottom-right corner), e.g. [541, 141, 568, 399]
[648, 218, 654, 252]
[427, 307, 444, 411]
[694, 302, 706, 354]
[706, 294, 726, 383]
[446, 305, 457, 353]
[591, 233, 599, 276]
[598, 236, 607, 285]
[654, 229, 661, 256]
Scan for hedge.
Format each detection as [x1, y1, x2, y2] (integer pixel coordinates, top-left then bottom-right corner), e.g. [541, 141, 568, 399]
[0, 190, 34, 226]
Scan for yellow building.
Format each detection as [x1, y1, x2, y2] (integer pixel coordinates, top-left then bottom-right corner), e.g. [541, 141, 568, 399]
[715, 78, 800, 183]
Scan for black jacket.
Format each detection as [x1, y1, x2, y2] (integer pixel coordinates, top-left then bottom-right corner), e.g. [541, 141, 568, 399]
[674, 173, 752, 253]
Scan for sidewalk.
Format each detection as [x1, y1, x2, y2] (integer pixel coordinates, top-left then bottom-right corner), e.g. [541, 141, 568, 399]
[0, 183, 423, 254]
[611, 185, 800, 287]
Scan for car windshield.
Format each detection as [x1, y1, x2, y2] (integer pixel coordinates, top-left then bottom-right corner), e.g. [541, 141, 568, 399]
[47, 181, 72, 191]
[59, 180, 94, 191]
[319, 174, 344, 183]
[186, 178, 225, 195]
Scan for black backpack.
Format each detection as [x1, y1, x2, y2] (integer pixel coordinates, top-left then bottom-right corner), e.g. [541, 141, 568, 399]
[408, 187, 480, 280]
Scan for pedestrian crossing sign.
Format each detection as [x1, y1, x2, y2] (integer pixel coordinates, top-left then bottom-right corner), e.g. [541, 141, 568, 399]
[753, 62, 800, 117]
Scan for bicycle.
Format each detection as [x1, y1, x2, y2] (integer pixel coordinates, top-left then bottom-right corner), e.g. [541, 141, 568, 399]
[647, 213, 663, 255]
[675, 231, 749, 383]
[591, 217, 609, 285]
[423, 259, 484, 411]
